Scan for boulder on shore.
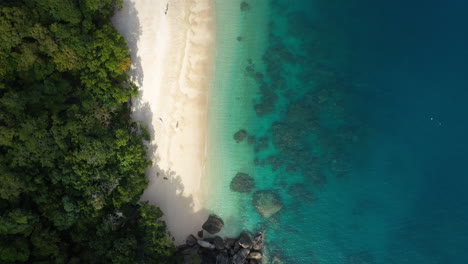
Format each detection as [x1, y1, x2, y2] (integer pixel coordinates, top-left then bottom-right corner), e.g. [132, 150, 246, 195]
[252, 190, 283, 218]
[202, 214, 224, 234]
[238, 231, 253, 249]
[248, 252, 262, 260]
[214, 236, 225, 250]
[233, 129, 248, 143]
[197, 230, 203, 238]
[240, 1, 251, 12]
[186, 234, 197, 246]
[197, 239, 215, 250]
[230, 173, 255, 193]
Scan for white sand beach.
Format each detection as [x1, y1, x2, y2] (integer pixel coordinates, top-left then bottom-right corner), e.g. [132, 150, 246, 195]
[113, 0, 215, 244]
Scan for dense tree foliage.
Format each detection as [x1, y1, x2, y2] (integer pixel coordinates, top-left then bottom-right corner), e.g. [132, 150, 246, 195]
[0, 1, 176, 263]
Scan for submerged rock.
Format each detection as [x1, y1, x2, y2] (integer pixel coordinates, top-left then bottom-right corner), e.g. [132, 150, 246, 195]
[230, 173, 255, 193]
[233, 129, 248, 143]
[240, 1, 250, 12]
[252, 190, 283, 218]
[233, 248, 250, 264]
[271, 255, 284, 264]
[202, 214, 224, 234]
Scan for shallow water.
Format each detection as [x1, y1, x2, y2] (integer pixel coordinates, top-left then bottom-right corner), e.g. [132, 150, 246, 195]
[207, 0, 468, 263]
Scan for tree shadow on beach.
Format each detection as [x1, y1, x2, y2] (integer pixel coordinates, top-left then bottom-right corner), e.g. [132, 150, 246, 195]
[112, 0, 144, 87]
[113, 1, 211, 245]
[142, 164, 212, 244]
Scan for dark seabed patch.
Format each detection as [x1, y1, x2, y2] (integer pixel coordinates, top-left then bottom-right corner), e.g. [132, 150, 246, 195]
[234, 0, 468, 263]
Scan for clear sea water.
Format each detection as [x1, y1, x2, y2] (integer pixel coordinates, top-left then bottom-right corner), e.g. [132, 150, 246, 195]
[206, 0, 468, 263]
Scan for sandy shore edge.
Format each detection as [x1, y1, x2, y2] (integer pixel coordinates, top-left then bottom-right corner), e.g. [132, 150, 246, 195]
[113, 0, 215, 244]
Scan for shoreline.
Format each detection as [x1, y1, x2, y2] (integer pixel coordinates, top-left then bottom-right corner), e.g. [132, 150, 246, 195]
[113, 0, 215, 244]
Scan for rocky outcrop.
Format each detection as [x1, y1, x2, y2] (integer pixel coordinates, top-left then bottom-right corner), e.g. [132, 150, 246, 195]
[234, 129, 248, 143]
[202, 214, 224, 234]
[230, 173, 255, 193]
[252, 190, 283, 218]
[177, 231, 265, 264]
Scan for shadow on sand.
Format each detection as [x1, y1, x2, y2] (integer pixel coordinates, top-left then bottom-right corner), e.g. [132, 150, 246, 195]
[112, 0, 211, 244]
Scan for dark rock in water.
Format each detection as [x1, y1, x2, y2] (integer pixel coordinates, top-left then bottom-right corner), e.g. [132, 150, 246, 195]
[233, 248, 250, 264]
[254, 158, 260, 166]
[239, 231, 253, 249]
[230, 173, 255, 193]
[287, 183, 315, 203]
[247, 252, 262, 260]
[254, 137, 269, 152]
[252, 190, 283, 218]
[216, 251, 230, 264]
[252, 233, 264, 251]
[202, 214, 224, 234]
[237, 36, 243, 42]
[214, 236, 225, 250]
[233, 129, 248, 143]
[265, 155, 282, 171]
[197, 230, 204, 238]
[186, 234, 197, 246]
[240, 1, 250, 11]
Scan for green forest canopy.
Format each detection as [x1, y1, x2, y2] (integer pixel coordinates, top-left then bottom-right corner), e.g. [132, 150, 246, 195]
[0, 0, 176, 263]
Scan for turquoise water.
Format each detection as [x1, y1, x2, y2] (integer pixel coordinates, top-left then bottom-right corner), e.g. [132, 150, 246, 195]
[208, 0, 468, 263]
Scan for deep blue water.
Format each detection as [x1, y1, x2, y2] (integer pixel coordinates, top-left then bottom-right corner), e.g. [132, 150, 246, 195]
[245, 0, 468, 263]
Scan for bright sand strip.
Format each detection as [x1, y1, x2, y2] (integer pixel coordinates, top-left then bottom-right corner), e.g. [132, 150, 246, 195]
[113, 0, 214, 244]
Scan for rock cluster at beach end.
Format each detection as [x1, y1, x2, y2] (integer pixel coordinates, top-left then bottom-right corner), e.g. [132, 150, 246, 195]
[177, 215, 265, 264]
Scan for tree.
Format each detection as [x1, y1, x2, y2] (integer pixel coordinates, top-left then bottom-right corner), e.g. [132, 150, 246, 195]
[0, 0, 176, 262]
